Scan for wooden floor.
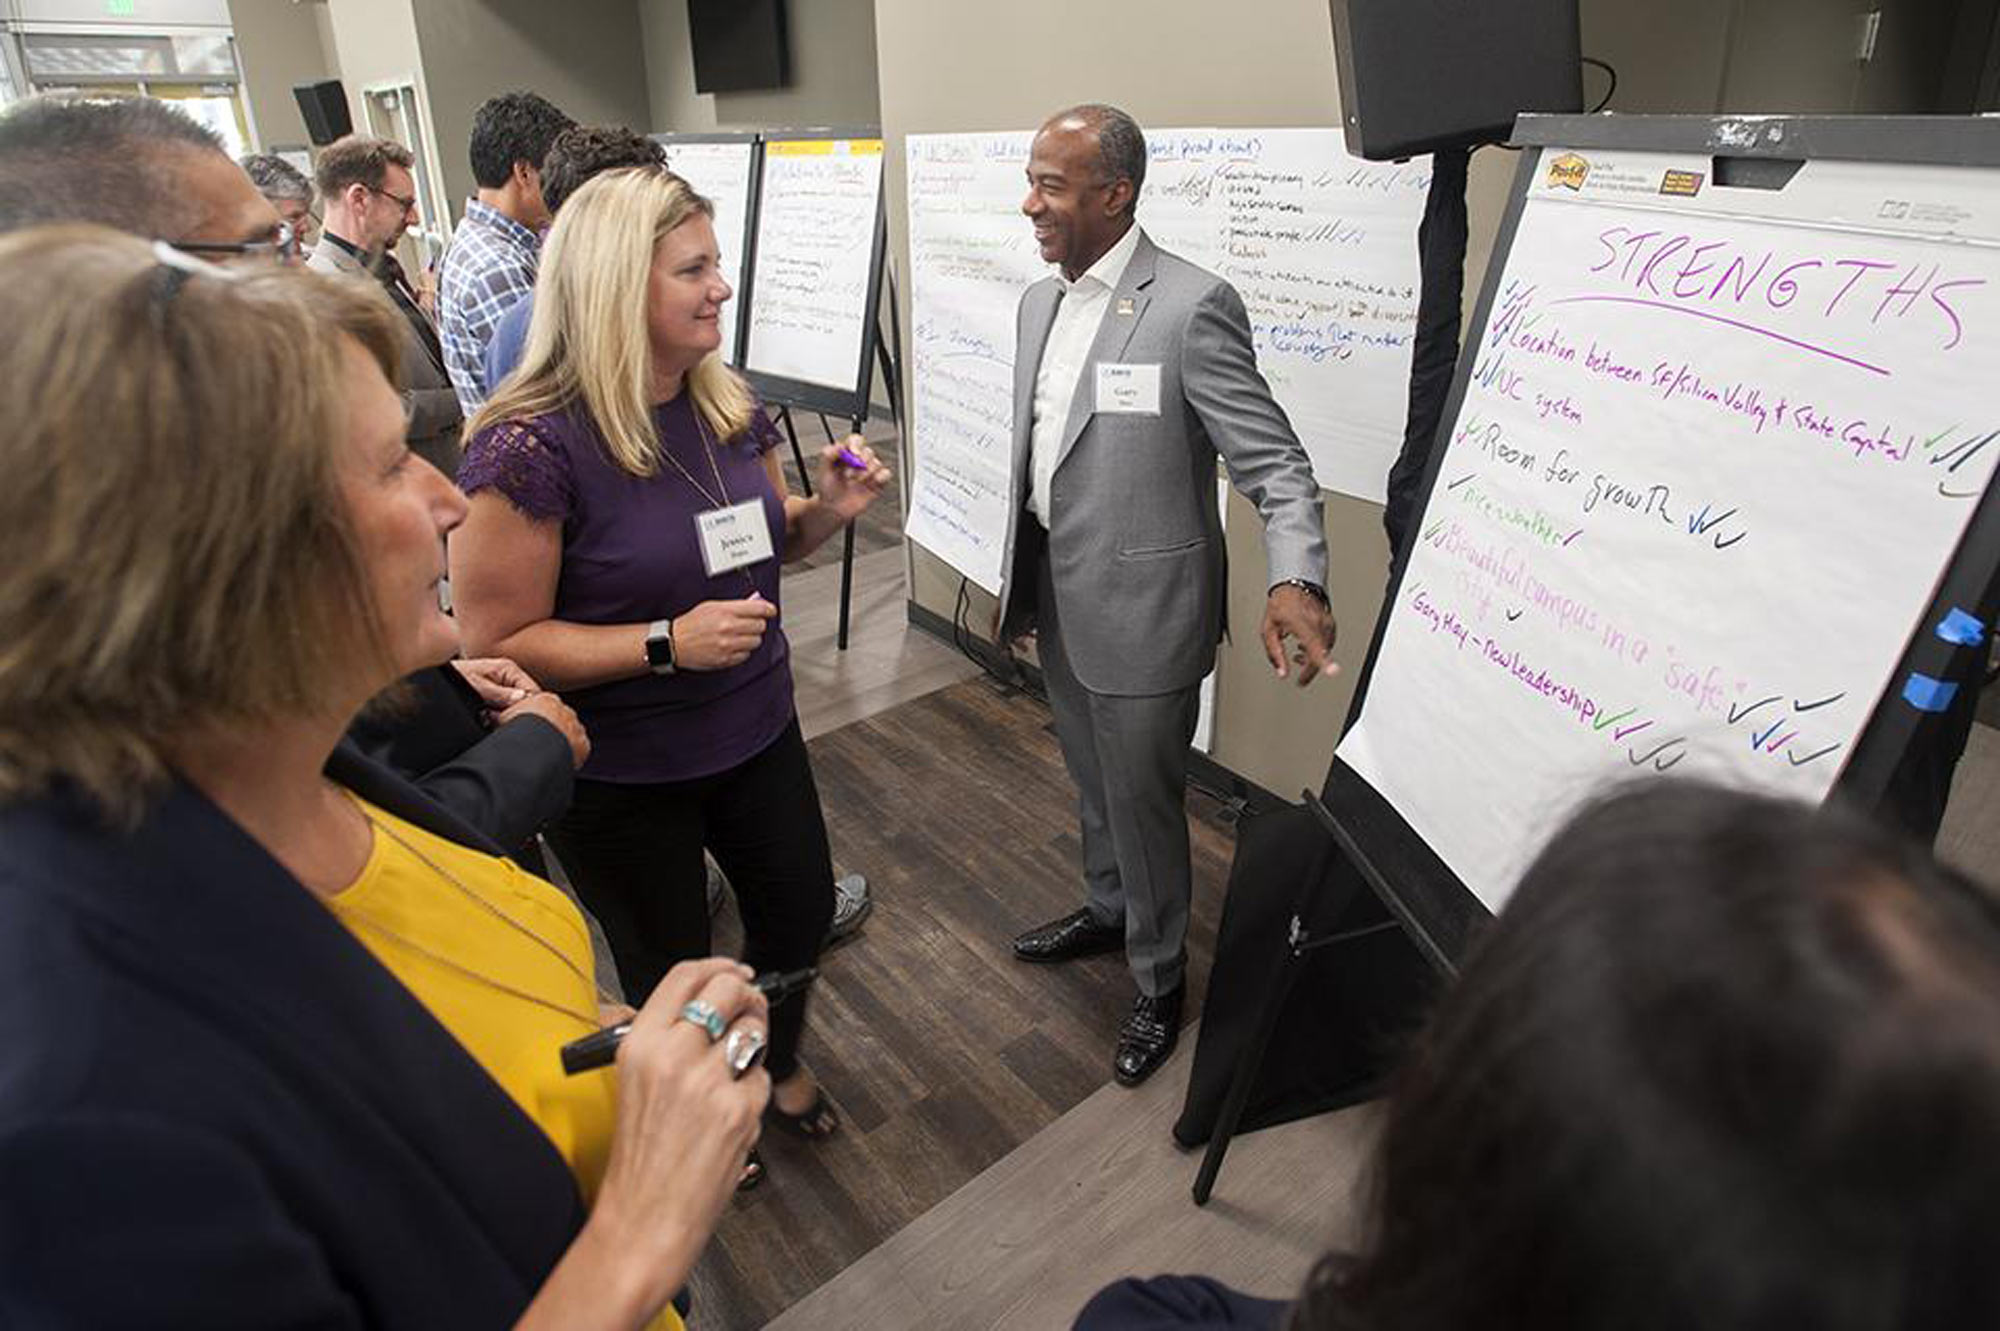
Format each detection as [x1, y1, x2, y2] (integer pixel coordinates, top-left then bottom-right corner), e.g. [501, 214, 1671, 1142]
[690, 678, 1244, 1328]
[771, 417, 976, 742]
[784, 546, 979, 743]
[766, 1046, 1377, 1331]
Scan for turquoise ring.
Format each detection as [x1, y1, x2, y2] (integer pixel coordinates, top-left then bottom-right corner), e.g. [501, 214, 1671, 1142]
[679, 999, 727, 1043]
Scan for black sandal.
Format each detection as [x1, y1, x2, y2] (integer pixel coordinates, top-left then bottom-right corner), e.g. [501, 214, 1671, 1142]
[766, 1087, 840, 1140]
[737, 1147, 766, 1191]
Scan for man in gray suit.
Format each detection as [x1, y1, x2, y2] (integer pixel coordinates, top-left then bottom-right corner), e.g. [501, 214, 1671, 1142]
[307, 134, 463, 475]
[999, 105, 1336, 1086]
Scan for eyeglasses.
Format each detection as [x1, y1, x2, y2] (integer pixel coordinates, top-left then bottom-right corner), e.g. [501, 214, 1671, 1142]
[146, 241, 241, 322]
[175, 219, 300, 264]
[369, 184, 419, 217]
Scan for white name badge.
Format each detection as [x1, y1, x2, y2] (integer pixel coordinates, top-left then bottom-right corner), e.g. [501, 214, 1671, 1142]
[695, 498, 775, 577]
[1095, 362, 1161, 415]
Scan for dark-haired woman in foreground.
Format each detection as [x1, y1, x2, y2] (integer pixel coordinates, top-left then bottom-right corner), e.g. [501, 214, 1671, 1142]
[1079, 780, 2000, 1330]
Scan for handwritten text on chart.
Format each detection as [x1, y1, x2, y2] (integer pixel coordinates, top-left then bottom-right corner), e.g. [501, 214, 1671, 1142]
[1478, 280, 1956, 474]
[908, 127, 1430, 589]
[1341, 155, 2000, 911]
[1402, 582, 1846, 771]
[1448, 416, 1751, 549]
[1577, 226, 1988, 362]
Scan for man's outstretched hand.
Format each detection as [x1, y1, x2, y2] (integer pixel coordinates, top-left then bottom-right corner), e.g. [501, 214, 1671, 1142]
[1260, 585, 1337, 688]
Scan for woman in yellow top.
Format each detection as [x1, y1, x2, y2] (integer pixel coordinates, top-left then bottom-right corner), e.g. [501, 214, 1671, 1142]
[329, 795, 634, 1205]
[0, 225, 759, 1330]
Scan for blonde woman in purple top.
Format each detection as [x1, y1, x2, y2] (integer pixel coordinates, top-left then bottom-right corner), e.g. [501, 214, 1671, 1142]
[451, 169, 889, 1162]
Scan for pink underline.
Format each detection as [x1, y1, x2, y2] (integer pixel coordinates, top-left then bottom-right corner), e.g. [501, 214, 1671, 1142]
[1547, 294, 1891, 377]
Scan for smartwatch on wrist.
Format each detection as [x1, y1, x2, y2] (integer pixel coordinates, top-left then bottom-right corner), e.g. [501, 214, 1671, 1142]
[645, 617, 677, 675]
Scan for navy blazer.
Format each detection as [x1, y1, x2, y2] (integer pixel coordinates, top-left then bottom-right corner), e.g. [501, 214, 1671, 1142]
[1073, 1275, 1288, 1330]
[346, 665, 575, 862]
[0, 747, 587, 1328]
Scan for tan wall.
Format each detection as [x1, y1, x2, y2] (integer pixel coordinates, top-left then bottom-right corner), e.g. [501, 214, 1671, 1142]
[1583, 0, 1736, 114]
[409, 0, 652, 215]
[227, 0, 339, 150]
[321, 0, 425, 145]
[313, 4, 342, 86]
[642, 0, 880, 134]
[322, 0, 649, 220]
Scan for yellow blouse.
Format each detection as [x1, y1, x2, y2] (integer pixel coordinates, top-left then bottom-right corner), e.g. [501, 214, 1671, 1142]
[327, 797, 684, 1331]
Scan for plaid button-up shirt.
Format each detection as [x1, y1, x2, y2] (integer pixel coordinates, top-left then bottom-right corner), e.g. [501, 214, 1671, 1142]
[437, 199, 540, 414]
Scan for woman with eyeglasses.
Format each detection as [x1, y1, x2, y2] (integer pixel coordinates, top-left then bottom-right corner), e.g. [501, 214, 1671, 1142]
[0, 226, 761, 1330]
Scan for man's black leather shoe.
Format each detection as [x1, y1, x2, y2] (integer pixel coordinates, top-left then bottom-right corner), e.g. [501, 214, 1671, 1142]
[1012, 908, 1123, 963]
[1113, 986, 1184, 1086]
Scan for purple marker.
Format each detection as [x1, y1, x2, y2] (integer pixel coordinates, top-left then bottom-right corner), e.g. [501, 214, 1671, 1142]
[836, 446, 869, 471]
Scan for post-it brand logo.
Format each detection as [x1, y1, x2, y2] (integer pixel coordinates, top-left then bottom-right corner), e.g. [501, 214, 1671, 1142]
[1546, 154, 1590, 191]
[1660, 169, 1704, 197]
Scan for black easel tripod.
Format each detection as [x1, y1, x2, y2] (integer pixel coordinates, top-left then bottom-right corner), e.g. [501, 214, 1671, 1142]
[764, 296, 906, 652]
[1189, 791, 1434, 1205]
[1188, 147, 1477, 1205]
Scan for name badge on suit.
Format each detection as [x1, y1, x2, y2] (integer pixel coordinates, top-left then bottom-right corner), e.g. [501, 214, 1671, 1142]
[1095, 363, 1161, 415]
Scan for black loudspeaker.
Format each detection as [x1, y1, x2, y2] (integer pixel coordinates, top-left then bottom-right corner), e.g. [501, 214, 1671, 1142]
[688, 0, 790, 93]
[292, 80, 352, 147]
[1330, 0, 1582, 160]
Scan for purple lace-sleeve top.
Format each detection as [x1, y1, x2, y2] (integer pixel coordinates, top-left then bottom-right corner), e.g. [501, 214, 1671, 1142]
[459, 392, 792, 783]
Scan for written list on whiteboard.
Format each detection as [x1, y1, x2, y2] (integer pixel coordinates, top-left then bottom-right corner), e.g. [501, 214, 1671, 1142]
[1339, 147, 2000, 910]
[904, 128, 1427, 592]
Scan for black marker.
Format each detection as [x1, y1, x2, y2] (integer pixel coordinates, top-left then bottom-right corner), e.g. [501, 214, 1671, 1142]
[559, 967, 817, 1076]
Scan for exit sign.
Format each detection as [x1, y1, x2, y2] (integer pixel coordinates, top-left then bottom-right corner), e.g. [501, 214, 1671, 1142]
[105, 0, 136, 14]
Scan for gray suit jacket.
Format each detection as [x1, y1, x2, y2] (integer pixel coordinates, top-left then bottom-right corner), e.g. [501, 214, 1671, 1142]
[995, 230, 1327, 696]
[307, 237, 463, 473]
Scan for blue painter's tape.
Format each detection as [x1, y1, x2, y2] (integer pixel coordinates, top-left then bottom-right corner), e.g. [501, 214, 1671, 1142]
[1936, 607, 1986, 647]
[1903, 673, 1960, 713]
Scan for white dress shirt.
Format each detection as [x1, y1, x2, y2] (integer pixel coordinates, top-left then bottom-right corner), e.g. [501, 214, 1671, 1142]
[1027, 223, 1144, 525]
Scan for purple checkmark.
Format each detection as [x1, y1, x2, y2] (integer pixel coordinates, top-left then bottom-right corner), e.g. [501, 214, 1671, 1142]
[1613, 720, 1652, 741]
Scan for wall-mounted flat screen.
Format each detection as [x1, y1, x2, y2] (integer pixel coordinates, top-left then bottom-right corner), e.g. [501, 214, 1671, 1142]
[689, 0, 789, 94]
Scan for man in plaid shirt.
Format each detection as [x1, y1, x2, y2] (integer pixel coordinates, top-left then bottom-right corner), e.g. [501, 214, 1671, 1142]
[437, 91, 574, 415]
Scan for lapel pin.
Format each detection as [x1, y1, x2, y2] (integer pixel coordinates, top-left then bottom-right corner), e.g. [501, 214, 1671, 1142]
[1116, 298, 1136, 316]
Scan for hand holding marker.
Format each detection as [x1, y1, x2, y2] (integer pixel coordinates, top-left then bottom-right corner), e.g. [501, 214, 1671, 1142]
[559, 968, 817, 1075]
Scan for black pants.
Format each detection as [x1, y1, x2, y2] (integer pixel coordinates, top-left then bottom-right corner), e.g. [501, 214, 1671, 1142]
[547, 719, 834, 1082]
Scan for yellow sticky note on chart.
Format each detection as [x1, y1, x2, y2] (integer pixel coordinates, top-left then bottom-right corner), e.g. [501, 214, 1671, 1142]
[766, 139, 884, 158]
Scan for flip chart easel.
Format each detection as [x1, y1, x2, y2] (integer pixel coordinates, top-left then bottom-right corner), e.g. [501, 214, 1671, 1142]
[737, 130, 894, 651]
[1194, 114, 2000, 1207]
[649, 131, 761, 368]
[1334, 112, 2000, 939]
[740, 130, 889, 420]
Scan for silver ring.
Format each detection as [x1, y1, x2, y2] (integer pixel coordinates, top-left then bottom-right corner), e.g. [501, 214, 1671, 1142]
[679, 999, 726, 1043]
[724, 1026, 768, 1079]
